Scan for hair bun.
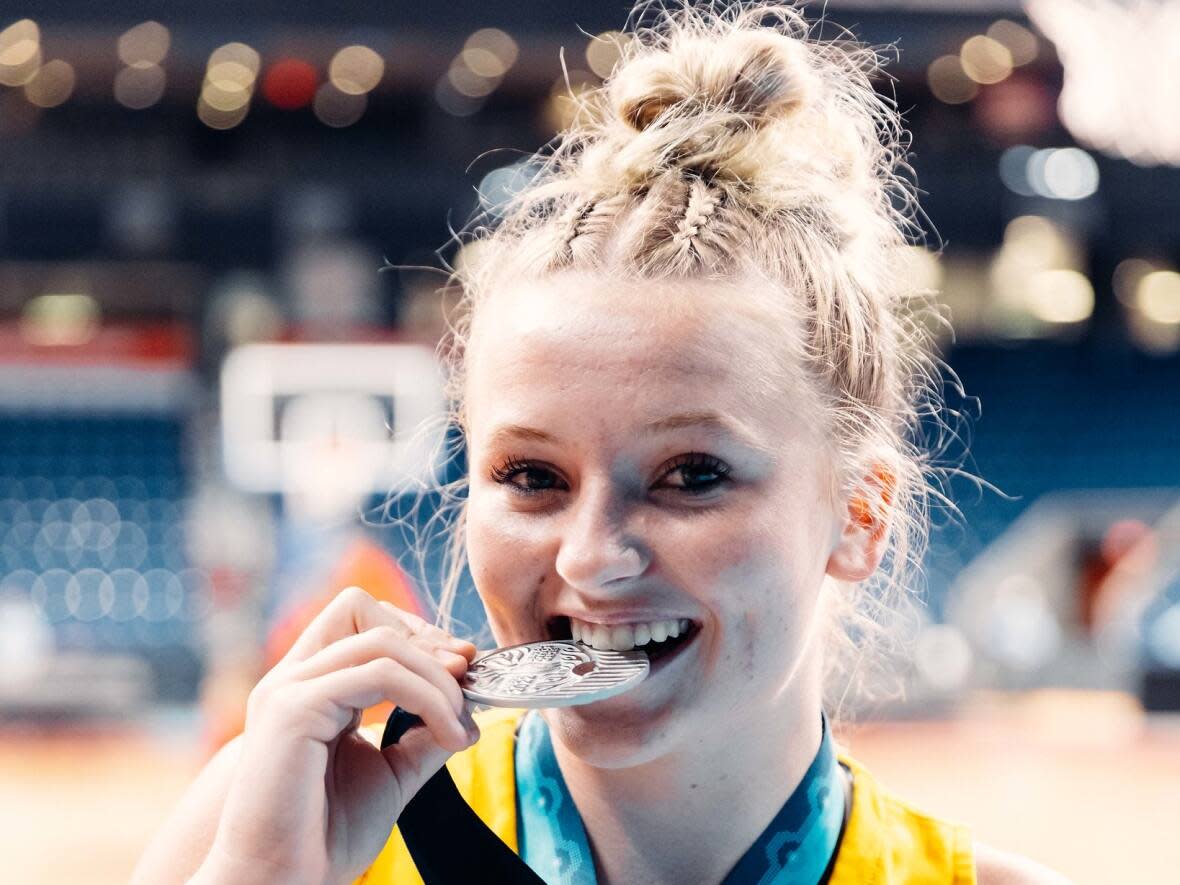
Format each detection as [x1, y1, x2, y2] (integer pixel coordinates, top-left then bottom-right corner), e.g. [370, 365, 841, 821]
[611, 30, 815, 134]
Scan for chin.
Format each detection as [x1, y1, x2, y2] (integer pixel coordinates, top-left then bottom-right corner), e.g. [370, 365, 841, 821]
[542, 692, 688, 770]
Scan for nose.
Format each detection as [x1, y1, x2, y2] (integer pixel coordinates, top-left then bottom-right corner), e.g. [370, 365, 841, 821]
[554, 480, 650, 591]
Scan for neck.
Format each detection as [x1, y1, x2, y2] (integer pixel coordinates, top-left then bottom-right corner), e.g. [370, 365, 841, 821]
[549, 681, 824, 885]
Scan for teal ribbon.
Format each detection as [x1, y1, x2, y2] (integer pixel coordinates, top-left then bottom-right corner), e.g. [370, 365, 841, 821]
[515, 710, 846, 885]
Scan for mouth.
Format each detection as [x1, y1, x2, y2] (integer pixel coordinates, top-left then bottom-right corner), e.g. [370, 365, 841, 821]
[545, 615, 700, 666]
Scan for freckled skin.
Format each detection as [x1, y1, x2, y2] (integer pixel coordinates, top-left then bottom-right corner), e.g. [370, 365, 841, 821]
[463, 270, 840, 771]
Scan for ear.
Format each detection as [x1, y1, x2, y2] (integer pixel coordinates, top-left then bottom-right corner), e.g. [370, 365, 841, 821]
[826, 464, 896, 582]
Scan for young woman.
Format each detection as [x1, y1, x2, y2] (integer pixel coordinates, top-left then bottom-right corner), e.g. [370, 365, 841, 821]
[134, 3, 1070, 883]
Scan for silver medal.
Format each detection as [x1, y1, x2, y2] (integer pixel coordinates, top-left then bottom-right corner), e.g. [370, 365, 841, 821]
[460, 639, 649, 708]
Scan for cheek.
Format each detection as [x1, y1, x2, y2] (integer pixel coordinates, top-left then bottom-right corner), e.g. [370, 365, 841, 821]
[465, 494, 553, 634]
[671, 510, 824, 680]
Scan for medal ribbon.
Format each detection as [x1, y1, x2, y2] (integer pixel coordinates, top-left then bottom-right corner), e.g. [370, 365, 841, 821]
[516, 710, 846, 885]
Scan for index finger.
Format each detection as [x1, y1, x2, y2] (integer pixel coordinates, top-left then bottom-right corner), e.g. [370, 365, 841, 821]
[280, 586, 470, 665]
[380, 602, 478, 661]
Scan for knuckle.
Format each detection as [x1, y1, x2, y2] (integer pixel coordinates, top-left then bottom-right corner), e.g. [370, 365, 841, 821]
[398, 610, 429, 633]
[371, 624, 405, 646]
[371, 656, 403, 683]
[260, 682, 306, 726]
[246, 673, 278, 711]
[339, 585, 372, 607]
[421, 623, 452, 644]
[406, 632, 441, 655]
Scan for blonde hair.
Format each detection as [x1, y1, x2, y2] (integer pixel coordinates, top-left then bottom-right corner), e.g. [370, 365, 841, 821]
[378, 0, 954, 718]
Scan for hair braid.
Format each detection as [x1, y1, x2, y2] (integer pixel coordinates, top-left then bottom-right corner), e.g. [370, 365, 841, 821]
[672, 177, 720, 254]
[549, 198, 598, 267]
[549, 193, 632, 269]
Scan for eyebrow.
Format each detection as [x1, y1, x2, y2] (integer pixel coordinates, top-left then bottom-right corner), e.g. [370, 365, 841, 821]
[485, 410, 774, 455]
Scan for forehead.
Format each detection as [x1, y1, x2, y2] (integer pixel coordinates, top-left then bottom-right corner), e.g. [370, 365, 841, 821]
[464, 271, 813, 442]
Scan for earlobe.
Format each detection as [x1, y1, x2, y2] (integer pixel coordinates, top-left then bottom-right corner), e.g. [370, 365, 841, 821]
[825, 465, 895, 582]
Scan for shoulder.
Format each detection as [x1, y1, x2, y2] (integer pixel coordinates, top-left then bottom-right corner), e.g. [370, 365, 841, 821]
[833, 754, 1073, 885]
[831, 755, 974, 884]
[974, 841, 1075, 885]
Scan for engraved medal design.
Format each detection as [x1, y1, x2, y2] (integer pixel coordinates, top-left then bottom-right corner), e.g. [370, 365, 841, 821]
[461, 639, 649, 708]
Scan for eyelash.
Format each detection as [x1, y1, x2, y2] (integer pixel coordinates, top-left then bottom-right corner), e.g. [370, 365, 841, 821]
[488, 452, 733, 498]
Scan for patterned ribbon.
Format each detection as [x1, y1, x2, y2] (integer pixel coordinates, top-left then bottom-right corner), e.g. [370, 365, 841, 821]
[515, 709, 846, 885]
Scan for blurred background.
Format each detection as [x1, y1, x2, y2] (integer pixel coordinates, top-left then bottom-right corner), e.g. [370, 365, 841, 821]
[0, 1, 1177, 882]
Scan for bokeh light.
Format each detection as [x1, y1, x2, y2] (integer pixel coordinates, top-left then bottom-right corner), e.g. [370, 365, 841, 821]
[1111, 256, 1180, 351]
[0, 18, 41, 87]
[114, 63, 166, 109]
[313, 82, 367, 128]
[461, 47, 508, 79]
[1113, 258, 1159, 306]
[543, 70, 598, 131]
[208, 42, 260, 76]
[1001, 145, 1100, 201]
[478, 160, 543, 218]
[24, 59, 75, 108]
[1136, 271, 1180, 325]
[1029, 147, 1100, 200]
[960, 35, 1013, 85]
[203, 61, 255, 111]
[1025, 268, 1095, 324]
[586, 30, 632, 78]
[989, 215, 1092, 334]
[464, 28, 518, 73]
[447, 54, 500, 98]
[986, 19, 1039, 67]
[117, 20, 170, 66]
[197, 97, 248, 130]
[999, 145, 1037, 196]
[1003, 214, 1079, 271]
[927, 54, 978, 104]
[434, 75, 484, 117]
[261, 58, 318, 110]
[199, 43, 260, 129]
[328, 45, 384, 95]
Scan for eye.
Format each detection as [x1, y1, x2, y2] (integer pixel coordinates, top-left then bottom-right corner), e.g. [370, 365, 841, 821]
[488, 452, 733, 500]
[658, 452, 732, 495]
[489, 457, 566, 497]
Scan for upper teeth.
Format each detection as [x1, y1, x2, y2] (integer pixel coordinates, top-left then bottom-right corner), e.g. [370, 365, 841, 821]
[569, 617, 692, 651]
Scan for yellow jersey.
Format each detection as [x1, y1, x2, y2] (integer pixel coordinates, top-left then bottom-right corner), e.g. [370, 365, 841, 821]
[354, 708, 975, 885]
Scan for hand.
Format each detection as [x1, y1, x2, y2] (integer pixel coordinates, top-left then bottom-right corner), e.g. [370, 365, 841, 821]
[200, 586, 479, 885]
